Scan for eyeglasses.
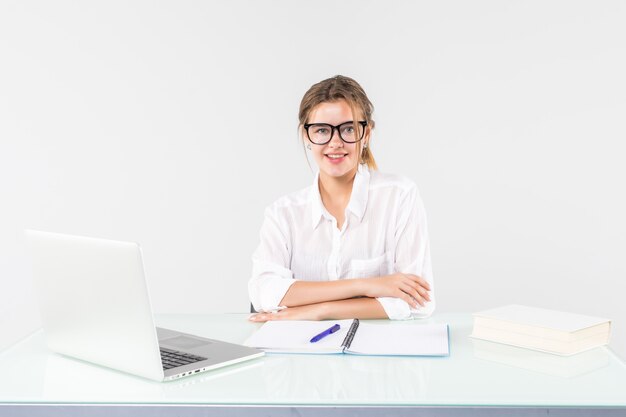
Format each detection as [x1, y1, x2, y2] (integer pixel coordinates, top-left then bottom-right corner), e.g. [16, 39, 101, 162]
[303, 121, 368, 145]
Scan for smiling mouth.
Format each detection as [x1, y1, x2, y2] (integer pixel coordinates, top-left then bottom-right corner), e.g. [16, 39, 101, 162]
[325, 154, 348, 159]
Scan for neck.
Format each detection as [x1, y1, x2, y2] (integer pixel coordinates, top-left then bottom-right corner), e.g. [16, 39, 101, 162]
[318, 167, 358, 208]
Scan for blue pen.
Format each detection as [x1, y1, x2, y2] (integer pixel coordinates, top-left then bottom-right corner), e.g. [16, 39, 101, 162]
[310, 324, 341, 343]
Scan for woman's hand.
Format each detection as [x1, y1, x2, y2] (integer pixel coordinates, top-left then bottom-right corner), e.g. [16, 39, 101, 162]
[361, 273, 431, 309]
[249, 303, 327, 323]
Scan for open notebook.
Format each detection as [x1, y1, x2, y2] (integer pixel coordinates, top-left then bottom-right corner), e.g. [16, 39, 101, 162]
[245, 319, 450, 356]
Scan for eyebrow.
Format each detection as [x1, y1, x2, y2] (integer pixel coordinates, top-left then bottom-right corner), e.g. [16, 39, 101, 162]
[307, 120, 354, 125]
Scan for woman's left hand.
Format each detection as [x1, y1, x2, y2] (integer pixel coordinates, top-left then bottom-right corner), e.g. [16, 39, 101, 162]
[249, 304, 326, 322]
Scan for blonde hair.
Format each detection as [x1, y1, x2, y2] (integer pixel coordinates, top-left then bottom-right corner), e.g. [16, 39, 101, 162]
[298, 75, 377, 170]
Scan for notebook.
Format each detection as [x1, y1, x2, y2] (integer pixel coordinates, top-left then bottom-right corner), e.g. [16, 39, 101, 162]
[244, 319, 450, 356]
[470, 304, 611, 356]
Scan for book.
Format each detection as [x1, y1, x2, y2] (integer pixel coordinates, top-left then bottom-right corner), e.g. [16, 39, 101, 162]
[470, 304, 611, 356]
[244, 319, 450, 356]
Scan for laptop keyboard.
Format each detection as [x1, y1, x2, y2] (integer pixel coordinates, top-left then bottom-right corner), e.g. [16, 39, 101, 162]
[160, 347, 207, 370]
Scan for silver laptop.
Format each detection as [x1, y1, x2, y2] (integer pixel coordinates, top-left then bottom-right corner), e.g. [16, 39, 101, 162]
[24, 229, 264, 382]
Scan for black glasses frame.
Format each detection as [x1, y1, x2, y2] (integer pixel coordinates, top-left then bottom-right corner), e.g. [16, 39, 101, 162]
[303, 121, 368, 145]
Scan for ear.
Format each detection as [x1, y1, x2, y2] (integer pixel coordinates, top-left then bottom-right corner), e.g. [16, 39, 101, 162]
[299, 124, 308, 142]
[363, 125, 372, 145]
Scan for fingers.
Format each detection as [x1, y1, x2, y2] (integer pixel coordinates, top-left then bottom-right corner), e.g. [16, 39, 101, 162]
[249, 312, 285, 322]
[399, 274, 432, 307]
[395, 283, 426, 308]
[249, 313, 269, 322]
[404, 274, 431, 291]
[399, 289, 420, 308]
[417, 285, 431, 302]
[405, 280, 431, 303]
[402, 274, 431, 297]
[397, 283, 420, 308]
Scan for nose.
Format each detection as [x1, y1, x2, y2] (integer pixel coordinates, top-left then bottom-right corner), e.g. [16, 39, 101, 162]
[328, 127, 344, 147]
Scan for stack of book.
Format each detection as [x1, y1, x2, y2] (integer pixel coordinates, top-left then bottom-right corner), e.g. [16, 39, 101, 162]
[471, 304, 611, 356]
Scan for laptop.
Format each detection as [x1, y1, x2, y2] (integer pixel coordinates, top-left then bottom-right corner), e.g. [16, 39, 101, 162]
[24, 229, 264, 382]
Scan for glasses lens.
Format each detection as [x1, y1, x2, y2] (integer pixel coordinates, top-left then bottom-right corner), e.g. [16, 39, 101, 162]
[308, 124, 332, 144]
[339, 122, 363, 143]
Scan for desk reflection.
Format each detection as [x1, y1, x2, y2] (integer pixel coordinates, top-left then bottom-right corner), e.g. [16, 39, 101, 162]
[44, 354, 163, 400]
[44, 353, 268, 400]
[471, 339, 611, 379]
[43, 352, 431, 403]
[258, 354, 432, 402]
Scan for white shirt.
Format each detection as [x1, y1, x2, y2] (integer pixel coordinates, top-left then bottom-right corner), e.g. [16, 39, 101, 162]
[248, 165, 435, 320]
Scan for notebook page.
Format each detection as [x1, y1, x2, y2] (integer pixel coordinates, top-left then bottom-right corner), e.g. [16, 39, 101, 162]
[244, 320, 353, 353]
[347, 322, 449, 356]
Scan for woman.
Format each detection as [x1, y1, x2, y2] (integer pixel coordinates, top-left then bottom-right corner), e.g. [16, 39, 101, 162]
[248, 75, 434, 322]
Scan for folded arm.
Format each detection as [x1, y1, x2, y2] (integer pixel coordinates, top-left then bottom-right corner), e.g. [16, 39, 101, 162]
[279, 274, 431, 309]
[249, 274, 431, 322]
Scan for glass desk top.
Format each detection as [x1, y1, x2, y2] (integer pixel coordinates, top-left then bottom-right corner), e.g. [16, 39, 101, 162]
[0, 313, 625, 408]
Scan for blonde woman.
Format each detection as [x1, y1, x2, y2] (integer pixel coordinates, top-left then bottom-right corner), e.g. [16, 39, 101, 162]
[249, 75, 434, 322]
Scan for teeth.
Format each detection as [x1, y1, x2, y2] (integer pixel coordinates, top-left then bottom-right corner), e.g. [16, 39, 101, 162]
[327, 154, 346, 159]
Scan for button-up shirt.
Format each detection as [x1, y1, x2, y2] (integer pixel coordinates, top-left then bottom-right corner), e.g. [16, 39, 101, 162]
[248, 165, 435, 320]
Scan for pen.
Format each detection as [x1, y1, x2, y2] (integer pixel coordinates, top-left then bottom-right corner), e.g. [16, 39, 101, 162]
[310, 324, 341, 343]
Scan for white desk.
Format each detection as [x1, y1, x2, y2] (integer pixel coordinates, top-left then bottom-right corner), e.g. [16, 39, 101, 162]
[1, 313, 625, 417]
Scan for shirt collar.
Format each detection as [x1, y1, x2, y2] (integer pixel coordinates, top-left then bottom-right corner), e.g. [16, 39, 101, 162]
[310, 164, 370, 230]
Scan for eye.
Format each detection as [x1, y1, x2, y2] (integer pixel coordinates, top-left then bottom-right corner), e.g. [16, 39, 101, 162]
[314, 127, 329, 134]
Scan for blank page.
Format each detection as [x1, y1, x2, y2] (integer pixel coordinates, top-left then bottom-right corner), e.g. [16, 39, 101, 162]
[347, 322, 449, 356]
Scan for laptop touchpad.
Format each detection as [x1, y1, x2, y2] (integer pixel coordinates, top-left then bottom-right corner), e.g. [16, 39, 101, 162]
[161, 335, 212, 350]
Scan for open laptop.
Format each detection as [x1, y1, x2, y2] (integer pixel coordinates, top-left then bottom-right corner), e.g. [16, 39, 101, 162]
[24, 229, 264, 382]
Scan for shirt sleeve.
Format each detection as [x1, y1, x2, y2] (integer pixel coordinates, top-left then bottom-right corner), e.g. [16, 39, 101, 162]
[376, 183, 436, 320]
[248, 206, 297, 312]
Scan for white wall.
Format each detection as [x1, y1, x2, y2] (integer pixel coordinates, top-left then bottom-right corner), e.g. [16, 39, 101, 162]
[2, 0, 625, 358]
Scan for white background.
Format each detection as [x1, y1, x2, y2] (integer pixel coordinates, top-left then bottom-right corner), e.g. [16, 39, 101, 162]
[1, 1, 625, 358]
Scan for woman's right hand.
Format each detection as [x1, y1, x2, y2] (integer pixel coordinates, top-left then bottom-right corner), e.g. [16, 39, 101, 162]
[361, 273, 431, 309]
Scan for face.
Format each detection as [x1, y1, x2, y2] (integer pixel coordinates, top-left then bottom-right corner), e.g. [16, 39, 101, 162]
[305, 100, 368, 181]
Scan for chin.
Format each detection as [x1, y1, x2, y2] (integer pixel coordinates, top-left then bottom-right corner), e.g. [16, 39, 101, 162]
[320, 161, 358, 179]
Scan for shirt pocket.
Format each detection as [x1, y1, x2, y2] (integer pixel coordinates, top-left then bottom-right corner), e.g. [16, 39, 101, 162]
[348, 252, 393, 279]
